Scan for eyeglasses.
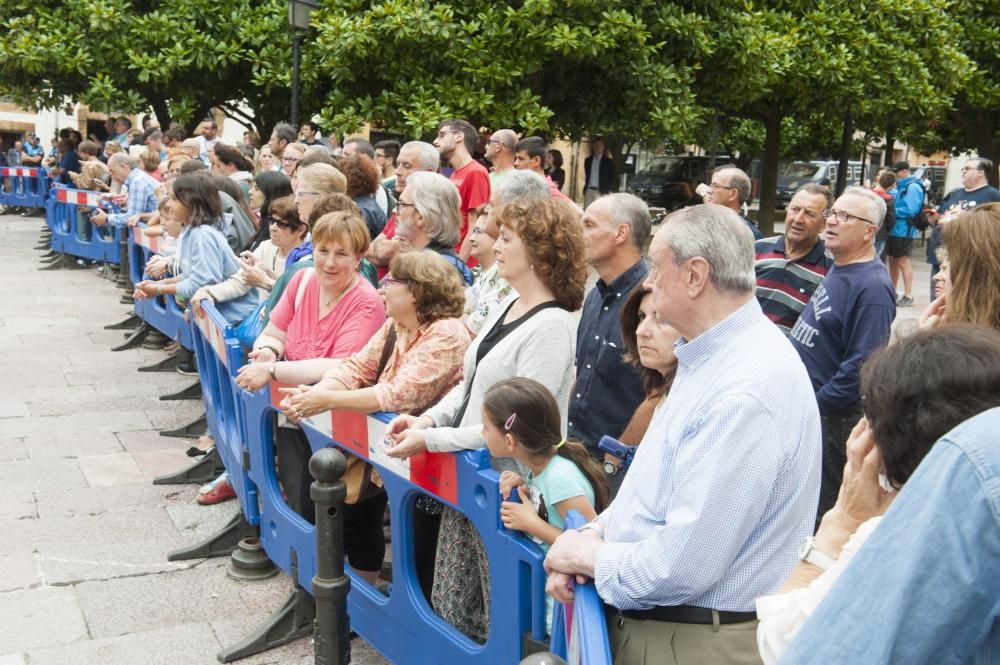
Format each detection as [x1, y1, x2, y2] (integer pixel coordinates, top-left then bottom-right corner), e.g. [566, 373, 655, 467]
[294, 189, 320, 199]
[823, 208, 875, 225]
[708, 182, 736, 191]
[961, 165, 984, 172]
[396, 201, 416, 209]
[380, 277, 412, 287]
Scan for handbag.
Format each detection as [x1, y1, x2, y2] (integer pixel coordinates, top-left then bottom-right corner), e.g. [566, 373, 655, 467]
[343, 325, 397, 504]
[234, 300, 266, 348]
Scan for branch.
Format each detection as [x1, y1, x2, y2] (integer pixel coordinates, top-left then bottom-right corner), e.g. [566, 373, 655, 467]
[219, 101, 258, 131]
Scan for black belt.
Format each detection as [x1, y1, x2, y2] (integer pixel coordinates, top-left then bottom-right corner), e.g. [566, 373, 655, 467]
[606, 604, 757, 625]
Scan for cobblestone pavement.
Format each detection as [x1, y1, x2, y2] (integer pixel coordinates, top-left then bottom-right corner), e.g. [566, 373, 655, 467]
[0, 214, 386, 665]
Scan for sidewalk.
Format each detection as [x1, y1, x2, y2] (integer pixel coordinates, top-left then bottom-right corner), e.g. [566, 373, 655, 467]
[0, 214, 384, 664]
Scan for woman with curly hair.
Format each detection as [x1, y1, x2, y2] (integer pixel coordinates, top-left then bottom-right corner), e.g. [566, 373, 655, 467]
[340, 152, 387, 240]
[277, 251, 471, 584]
[384, 196, 587, 643]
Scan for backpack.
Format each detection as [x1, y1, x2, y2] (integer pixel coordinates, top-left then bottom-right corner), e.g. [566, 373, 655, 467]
[902, 181, 931, 232]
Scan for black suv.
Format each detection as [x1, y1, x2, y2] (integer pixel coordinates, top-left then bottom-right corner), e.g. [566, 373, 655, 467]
[627, 156, 713, 211]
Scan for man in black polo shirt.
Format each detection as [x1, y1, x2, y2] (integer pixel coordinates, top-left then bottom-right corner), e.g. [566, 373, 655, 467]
[755, 184, 834, 335]
[568, 193, 650, 493]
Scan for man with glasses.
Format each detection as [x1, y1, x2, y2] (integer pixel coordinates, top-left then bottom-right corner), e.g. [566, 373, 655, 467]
[790, 186, 896, 520]
[484, 129, 517, 183]
[707, 165, 763, 239]
[434, 119, 490, 263]
[755, 184, 834, 335]
[926, 157, 1000, 298]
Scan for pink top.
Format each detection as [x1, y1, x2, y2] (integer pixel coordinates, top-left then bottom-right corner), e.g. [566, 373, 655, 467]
[269, 268, 386, 361]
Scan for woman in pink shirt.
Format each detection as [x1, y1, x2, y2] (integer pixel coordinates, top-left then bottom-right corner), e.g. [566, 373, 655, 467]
[212, 211, 385, 511]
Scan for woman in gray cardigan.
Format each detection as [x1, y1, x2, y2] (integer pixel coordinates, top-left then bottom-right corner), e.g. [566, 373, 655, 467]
[386, 196, 588, 642]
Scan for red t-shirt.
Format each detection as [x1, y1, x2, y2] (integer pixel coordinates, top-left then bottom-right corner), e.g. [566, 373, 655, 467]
[376, 212, 398, 280]
[450, 160, 491, 253]
[269, 269, 386, 361]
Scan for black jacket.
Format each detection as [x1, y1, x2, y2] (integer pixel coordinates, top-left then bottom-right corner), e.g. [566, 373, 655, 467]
[583, 154, 615, 194]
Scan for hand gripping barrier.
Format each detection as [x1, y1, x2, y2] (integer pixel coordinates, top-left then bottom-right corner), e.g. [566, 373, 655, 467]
[549, 512, 613, 665]
[45, 187, 123, 263]
[189, 301, 258, 524]
[129, 224, 193, 350]
[0, 166, 49, 209]
[232, 388, 549, 664]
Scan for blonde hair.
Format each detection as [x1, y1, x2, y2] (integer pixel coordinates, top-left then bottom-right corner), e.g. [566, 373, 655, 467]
[943, 203, 1000, 330]
[297, 163, 347, 196]
[312, 211, 371, 256]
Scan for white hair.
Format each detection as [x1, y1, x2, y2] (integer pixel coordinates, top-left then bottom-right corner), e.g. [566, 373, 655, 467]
[401, 141, 440, 172]
[108, 152, 136, 170]
[492, 170, 550, 206]
[407, 171, 461, 248]
[841, 185, 887, 232]
[658, 204, 755, 294]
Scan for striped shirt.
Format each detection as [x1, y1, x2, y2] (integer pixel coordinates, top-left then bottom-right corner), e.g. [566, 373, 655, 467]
[755, 236, 833, 336]
[593, 298, 821, 612]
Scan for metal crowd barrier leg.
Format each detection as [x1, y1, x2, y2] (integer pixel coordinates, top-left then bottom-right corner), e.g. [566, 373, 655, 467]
[309, 447, 351, 665]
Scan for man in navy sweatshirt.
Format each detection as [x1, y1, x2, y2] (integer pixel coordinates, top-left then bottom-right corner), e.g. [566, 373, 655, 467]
[790, 186, 896, 520]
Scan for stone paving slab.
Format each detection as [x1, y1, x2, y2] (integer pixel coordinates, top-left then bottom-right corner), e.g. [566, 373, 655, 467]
[0, 438, 27, 461]
[0, 586, 89, 652]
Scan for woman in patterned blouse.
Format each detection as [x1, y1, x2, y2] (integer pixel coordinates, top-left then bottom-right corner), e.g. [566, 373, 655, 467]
[279, 250, 471, 584]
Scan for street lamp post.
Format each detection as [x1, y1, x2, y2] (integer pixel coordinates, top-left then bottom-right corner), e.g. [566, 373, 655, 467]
[288, 0, 318, 128]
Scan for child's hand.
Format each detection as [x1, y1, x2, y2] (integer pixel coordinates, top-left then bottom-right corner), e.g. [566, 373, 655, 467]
[501, 486, 539, 532]
[499, 471, 525, 500]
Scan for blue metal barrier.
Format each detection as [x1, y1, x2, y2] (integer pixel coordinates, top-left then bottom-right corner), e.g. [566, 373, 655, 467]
[189, 301, 259, 524]
[549, 512, 613, 665]
[46, 187, 123, 263]
[239, 390, 548, 664]
[129, 224, 193, 349]
[0, 166, 49, 209]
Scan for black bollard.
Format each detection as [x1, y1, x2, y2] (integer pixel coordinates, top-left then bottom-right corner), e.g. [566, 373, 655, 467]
[309, 448, 351, 665]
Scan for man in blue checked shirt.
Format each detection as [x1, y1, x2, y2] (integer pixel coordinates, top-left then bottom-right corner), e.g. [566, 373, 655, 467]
[91, 153, 160, 229]
[545, 204, 821, 665]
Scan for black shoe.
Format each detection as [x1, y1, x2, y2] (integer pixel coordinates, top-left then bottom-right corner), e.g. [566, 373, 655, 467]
[176, 360, 198, 376]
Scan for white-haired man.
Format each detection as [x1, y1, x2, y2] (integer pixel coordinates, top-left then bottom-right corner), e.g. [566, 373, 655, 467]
[789, 186, 896, 520]
[545, 204, 821, 665]
[368, 141, 440, 277]
[91, 153, 160, 228]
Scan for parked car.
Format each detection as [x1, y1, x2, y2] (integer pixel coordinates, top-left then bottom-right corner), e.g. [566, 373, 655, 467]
[775, 160, 866, 208]
[627, 156, 715, 210]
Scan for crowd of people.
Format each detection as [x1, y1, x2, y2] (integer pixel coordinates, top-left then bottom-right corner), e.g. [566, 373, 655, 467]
[18, 112, 1000, 665]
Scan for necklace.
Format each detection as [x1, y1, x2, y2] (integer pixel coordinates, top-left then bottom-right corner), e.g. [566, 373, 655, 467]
[322, 274, 358, 308]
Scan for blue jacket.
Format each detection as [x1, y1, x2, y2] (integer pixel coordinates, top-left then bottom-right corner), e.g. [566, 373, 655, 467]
[891, 175, 924, 238]
[175, 224, 259, 325]
[782, 406, 1000, 664]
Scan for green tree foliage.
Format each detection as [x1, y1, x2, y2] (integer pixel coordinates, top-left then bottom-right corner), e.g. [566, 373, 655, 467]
[907, 0, 1000, 184]
[303, 0, 709, 142]
[0, 0, 295, 134]
[692, 0, 969, 231]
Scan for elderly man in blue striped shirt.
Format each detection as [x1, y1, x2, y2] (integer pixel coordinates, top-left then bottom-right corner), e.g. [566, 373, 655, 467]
[545, 204, 821, 665]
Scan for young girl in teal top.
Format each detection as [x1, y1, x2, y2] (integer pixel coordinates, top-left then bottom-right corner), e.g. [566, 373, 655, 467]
[482, 377, 609, 549]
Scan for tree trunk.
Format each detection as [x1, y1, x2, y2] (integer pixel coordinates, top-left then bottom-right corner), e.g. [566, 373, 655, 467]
[150, 97, 171, 130]
[836, 110, 854, 197]
[757, 112, 783, 237]
[884, 127, 895, 168]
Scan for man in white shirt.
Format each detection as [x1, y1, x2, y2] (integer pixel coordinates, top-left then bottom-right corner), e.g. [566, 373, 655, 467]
[584, 136, 615, 208]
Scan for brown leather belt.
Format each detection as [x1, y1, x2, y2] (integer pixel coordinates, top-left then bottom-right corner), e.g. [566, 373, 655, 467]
[606, 604, 757, 625]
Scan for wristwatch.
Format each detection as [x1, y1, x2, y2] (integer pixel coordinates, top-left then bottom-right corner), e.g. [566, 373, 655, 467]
[798, 536, 836, 571]
[603, 460, 620, 476]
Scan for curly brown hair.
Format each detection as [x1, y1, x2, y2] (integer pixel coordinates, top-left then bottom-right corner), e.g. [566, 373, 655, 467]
[339, 153, 381, 199]
[389, 251, 466, 324]
[494, 198, 587, 310]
